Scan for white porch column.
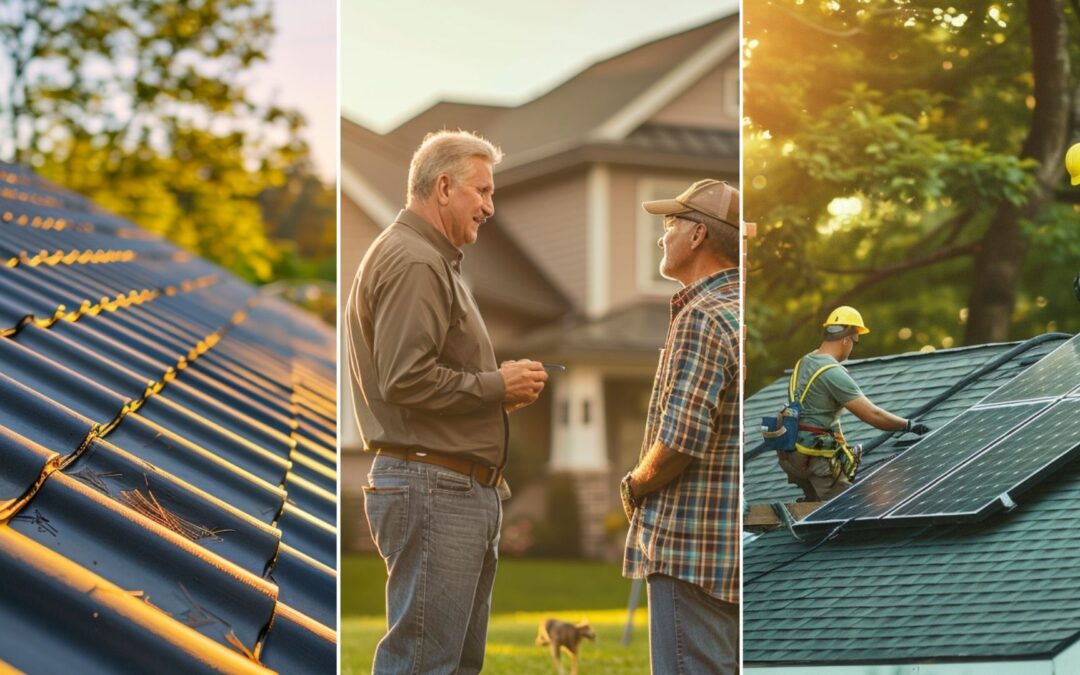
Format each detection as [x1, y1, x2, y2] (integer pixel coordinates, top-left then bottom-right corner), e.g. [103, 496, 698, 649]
[585, 164, 611, 319]
[549, 366, 609, 471]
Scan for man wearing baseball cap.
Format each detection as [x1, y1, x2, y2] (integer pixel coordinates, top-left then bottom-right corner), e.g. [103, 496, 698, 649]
[621, 179, 741, 673]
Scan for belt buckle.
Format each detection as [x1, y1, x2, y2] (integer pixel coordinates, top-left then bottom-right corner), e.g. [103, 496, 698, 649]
[471, 463, 500, 487]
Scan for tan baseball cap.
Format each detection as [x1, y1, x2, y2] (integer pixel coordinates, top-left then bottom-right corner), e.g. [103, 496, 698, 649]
[642, 179, 739, 227]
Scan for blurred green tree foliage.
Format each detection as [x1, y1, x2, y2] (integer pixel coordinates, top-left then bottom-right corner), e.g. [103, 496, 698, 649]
[744, 0, 1080, 393]
[0, 0, 323, 283]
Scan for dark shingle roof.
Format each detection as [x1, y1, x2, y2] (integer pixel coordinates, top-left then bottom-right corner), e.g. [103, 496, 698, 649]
[385, 16, 736, 161]
[506, 301, 669, 364]
[743, 334, 1080, 665]
[0, 163, 336, 672]
[622, 123, 739, 157]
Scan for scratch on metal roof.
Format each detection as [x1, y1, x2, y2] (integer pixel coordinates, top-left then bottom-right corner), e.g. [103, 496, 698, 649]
[0, 164, 336, 673]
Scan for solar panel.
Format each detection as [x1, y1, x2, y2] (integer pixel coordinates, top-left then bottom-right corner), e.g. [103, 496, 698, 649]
[796, 403, 1048, 527]
[981, 333, 1080, 404]
[890, 398, 1080, 521]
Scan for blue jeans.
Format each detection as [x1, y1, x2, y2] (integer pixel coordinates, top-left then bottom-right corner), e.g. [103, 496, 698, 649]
[647, 574, 739, 674]
[363, 455, 502, 675]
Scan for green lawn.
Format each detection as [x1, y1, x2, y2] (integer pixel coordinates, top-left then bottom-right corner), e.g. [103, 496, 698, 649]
[342, 555, 651, 674]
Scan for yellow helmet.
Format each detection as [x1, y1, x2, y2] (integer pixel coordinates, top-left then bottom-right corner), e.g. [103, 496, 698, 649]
[1067, 142, 1080, 186]
[823, 305, 870, 335]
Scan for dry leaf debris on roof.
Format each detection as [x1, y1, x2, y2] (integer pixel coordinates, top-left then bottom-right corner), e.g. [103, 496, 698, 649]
[0, 164, 336, 673]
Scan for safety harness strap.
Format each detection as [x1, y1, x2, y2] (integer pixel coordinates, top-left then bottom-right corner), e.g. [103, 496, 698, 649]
[788, 358, 840, 405]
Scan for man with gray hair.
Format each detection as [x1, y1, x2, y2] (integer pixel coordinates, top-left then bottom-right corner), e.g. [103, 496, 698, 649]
[347, 129, 548, 673]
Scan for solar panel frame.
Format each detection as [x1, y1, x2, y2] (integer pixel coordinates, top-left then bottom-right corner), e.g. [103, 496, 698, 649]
[980, 333, 1080, 405]
[793, 402, 1049, 531]
[791, 333, 1080, 532]
[888, 398, 1080, 523]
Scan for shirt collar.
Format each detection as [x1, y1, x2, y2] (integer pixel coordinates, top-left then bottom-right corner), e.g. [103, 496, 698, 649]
[396, 209, 464, 267]
[670, 267, 738, 315]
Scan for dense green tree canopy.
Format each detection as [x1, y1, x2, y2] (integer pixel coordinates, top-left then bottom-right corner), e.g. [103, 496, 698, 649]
[0, 0, 325, 283]
[744, 0, 1080, 393]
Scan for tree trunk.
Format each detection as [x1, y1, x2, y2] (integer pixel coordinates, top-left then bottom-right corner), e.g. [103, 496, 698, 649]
[964, 0, 1071, 344]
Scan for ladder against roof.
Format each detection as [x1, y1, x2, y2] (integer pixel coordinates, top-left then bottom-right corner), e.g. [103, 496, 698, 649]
[744, 502, 823, 532]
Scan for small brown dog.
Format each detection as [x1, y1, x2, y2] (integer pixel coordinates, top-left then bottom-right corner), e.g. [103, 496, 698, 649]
[535, 618, 596, 675]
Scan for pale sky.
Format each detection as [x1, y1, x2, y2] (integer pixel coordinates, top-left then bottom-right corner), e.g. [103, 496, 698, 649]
[247, 0, 337, 182]
[341, 0, 739, 133]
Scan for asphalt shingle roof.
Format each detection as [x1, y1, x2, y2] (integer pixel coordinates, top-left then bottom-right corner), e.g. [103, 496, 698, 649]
[0, 164, 336, 673]
[743, 334, 1080, 665]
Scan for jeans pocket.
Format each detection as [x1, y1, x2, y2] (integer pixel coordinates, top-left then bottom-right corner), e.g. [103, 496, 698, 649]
[362, 484, 409, 559]
[432, 470, 474, 495]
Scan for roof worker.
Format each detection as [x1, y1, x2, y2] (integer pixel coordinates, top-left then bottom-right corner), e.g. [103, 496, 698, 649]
[773, 306, 930, 502]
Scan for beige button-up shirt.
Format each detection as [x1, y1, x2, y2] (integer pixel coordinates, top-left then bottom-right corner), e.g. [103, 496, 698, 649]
[346, 209, 508, 467]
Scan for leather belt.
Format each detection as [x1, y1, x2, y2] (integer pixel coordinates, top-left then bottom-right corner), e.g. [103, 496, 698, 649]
[374, 447, 503, 487]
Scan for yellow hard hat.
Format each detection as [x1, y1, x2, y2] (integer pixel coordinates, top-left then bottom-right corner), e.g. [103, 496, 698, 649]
[823, 305, 870, 335]
[1067, 142, 1080, 186]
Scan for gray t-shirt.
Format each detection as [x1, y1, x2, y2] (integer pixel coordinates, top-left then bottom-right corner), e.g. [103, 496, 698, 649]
[791, 352, 863, 432]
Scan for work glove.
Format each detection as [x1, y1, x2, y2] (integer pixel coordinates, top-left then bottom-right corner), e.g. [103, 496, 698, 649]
[905, 419, 930, 436]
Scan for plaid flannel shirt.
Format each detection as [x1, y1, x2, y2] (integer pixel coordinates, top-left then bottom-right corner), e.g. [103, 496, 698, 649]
[623, 268, 740, 603]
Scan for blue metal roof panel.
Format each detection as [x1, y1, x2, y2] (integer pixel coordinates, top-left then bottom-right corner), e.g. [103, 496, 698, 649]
[0, 163, 335, 670]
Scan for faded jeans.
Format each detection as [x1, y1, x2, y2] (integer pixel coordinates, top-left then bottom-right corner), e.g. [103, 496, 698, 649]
[363, 454, 502, 675]
[647, 574, 739, 674]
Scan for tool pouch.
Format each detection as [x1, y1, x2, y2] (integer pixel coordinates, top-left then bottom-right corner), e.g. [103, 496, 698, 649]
[762, 402, 800, 452]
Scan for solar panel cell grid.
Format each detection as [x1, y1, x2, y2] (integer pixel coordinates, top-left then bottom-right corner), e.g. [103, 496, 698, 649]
[800, 403, 1047, 526]
[892, 398, 1080, 520]
[982, 334, 1080, 404]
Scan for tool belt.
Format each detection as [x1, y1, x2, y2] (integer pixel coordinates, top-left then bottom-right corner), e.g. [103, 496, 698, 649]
[761, 358, 840, 452]
[374, 446, 503, 487]
[794, 425, 861, 482]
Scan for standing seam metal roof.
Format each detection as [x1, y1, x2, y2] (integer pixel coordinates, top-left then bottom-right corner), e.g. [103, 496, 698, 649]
[0, 164, 336, 673]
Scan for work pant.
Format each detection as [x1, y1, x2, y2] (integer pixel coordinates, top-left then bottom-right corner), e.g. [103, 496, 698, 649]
[647, 574, 739, 674]
[363, 454, 502, 675]
[776, 450, 852, 502]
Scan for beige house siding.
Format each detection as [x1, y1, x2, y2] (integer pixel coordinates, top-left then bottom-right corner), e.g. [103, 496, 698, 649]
[340, 196, 384, 454]
[648, 59, 739, 130]
[340, 195, 383, 284]
[495, 172, 589, 312]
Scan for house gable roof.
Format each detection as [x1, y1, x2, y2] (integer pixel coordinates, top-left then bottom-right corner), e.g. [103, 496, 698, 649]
[374, 13, 738, 170]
